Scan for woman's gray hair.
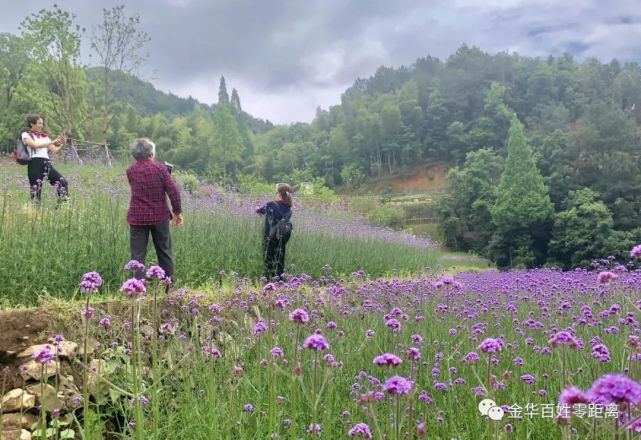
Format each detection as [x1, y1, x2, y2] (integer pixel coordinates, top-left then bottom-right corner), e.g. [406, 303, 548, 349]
[131, 138, 156, 160]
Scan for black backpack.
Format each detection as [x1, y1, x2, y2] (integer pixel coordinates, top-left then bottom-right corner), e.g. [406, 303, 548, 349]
[268, 205, 293, 240]
[12, 134, 32, 165]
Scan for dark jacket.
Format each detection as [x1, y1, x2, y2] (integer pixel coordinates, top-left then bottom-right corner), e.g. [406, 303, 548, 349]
[256, 201, 292, 238]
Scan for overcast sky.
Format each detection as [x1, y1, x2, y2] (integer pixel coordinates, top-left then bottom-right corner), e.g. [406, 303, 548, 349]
[1, 0, 640, 124]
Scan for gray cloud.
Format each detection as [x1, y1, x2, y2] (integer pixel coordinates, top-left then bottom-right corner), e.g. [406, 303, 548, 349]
[1, 0, 641, 123]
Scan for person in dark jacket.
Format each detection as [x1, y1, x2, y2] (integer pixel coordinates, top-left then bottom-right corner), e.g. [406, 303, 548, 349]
[126, 138, 183, 281]
[256, 183, 293, 279]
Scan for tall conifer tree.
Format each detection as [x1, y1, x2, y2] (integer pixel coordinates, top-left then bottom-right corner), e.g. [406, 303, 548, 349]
[218, 76, 229, 105]
[490, 115, 554, 267]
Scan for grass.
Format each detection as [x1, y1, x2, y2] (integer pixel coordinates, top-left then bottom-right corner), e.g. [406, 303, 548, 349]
[0, 159, 448, 306]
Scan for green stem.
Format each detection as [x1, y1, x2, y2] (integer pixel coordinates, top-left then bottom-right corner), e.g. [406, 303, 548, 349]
[152, 284, 160, 440]
[395, 395, 401, 440]
[487, 354, 492, 397]
[40, 364, 46, 440]
[83, 295, 90, 434]
[312, 351, 318, 427]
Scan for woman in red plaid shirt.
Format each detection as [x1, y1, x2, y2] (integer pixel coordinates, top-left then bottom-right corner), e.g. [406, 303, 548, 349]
[126, 138, 183, 282]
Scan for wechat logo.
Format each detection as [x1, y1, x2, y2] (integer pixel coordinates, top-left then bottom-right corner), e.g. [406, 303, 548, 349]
[478, 399, 505, 421]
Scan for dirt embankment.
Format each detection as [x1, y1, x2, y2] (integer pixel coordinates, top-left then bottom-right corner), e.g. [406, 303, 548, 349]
[0, 309, 57, 390]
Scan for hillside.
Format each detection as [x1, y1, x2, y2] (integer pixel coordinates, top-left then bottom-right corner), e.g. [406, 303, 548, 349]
[85, 67, 274, 133]
[343, 163, 448, 196]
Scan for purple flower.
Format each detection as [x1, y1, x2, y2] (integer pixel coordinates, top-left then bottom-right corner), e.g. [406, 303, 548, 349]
[586, 374, 641, 405]
[243, 403, 253, 413]
[463, 352, 480, 364]
[373, 353, 402, 367]
[289, 308, 309, 324]
[307, 423, 321, 436]
[271, 347, 284, 357]
[99, 315, 112, 327]
[557, 386, 590, 423]
[591, 344, 611, 362]
[548, 331, 579, 348]
[304, 334, 330, 351]
[597, 271, 618, 283]
[32, 346, 54, 364]
[406, 347, 421, 361]
[253, 320, 267, 336]
[326, 321, 337, 329]
[80, 271, 103, 294]
[146, 265, 166, 280]
[478, 338, 503, 354]
[520, 374, 536, 385]
[382, 375, 414, 395]
[348, 423, 372, 438]
[120, 278, 147, 299]
[630, 244, 641, 258]
[124, 260, 145, 272]
[418, 390, 433, 405]
[385, 318, 401, 333]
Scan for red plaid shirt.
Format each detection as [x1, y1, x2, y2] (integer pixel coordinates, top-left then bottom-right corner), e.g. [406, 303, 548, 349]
[126, 159, 182, 226]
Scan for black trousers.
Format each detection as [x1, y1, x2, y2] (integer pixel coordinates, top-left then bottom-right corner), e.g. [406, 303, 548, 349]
[263, 234, 290, 279]
[130, 221, 174, 280]
[27, 158, 68, 201]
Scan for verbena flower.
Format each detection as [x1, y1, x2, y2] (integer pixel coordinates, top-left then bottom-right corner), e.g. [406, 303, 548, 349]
[32, 346, 54, 364]
[253, 320, 267, 336]
[146, 265, 166, 280]
[462, 351, 480, 364]
[406, 347, 421, 361]
[520, 374, 536, 385]
[385, 318, 401, 333]
[382, 375, 413, 395]
[124, 260, 145, 272]
[304, 334, 329, 351]
[120, 278, 146, 299]
[548, 331, 579, 348]
[478, 338, 503, 354]
[586, 373, 641, 405]
[348, 423, 372, 438]
[289, 308, 309, 324]
[80, 271, 103, 294]
[597, 271, 618, 283]
[373, 353, 402, 367]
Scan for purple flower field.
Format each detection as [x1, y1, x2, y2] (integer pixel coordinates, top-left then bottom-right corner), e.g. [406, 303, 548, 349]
[48, 254, 641, 439]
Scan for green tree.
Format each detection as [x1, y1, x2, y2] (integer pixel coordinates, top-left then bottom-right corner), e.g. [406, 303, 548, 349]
[436, 148, 502, 253]
[490, 115, 554, 267]
[548, 188, 614, 268]
[467, 82, 512, 152]
[211, 104, 243, 178]
[230, 88, 241, 113]
[91, 4, 150, 144]
[218, 76, 229, 105]
[20, 5, 88, 137]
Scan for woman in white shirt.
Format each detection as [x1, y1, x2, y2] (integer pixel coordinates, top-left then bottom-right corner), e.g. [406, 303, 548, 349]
[21, 114, 67, 202]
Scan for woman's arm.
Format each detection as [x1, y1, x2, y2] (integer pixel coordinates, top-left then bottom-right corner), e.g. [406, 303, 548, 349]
[47, 143, 63, 153]
[256, 203, 270, 215]
[23, 134, 63, 150]
[47, 135, 65, 153]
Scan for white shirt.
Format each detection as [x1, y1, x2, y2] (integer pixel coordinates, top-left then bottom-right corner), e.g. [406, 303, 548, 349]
[22, 132, 51, 159]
